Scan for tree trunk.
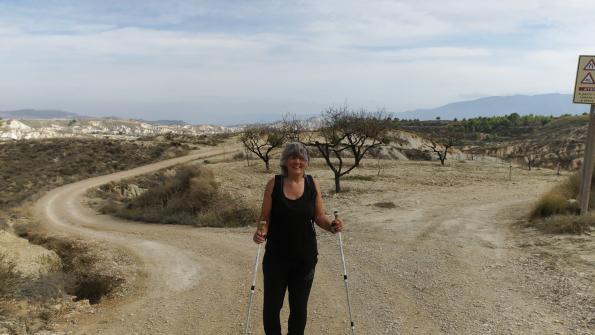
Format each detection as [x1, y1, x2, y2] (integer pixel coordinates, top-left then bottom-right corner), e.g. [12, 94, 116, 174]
[265, 159, 270, 171]
[334, 175, 341, 193]
[440, 157, 445, 165]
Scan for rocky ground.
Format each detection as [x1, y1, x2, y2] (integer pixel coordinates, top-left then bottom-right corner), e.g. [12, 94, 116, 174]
[29, 147, 595, 334]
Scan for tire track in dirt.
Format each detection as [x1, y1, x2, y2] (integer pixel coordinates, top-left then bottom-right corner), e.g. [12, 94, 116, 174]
[33, 148, 231, 334]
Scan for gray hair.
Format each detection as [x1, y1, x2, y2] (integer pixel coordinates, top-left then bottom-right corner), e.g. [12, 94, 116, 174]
[280, 142, 309, 176]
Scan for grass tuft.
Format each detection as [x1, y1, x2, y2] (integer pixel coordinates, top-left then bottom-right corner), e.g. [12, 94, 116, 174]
[529, 214, 595, 234]
[374, 201, 397, 208]
[529, 170, 595, 234]
[343, 174, 375, 181]
[0, 252, 18, 296]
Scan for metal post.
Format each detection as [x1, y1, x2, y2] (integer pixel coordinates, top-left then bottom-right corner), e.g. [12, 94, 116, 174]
[579, 104, 595, 215]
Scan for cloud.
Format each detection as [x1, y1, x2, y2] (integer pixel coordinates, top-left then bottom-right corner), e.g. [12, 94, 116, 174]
[1, 1, 595, 123]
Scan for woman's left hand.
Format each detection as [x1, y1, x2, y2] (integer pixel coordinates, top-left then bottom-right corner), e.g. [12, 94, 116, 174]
[331, 218, 344, 234]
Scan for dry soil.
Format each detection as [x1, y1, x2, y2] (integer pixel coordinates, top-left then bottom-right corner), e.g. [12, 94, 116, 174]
[33, 146, 594, 334]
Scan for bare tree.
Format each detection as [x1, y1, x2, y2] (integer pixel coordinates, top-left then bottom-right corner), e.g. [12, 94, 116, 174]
[526, 153, 539, 171]
[281, 113, 305, 142]
[516, 145, 539, 171]
[425, 126, 464, 165]
[240, 125, 285, 171]
[303, 106, 391, 192]
[553, 140, 578, 175]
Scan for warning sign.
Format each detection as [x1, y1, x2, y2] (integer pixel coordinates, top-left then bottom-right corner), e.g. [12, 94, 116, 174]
[574, 55, 595, 104]
[582, 73, 595, 85]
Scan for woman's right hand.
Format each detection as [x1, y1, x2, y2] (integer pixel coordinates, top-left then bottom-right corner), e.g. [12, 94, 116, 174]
[253, 228, 267, 244]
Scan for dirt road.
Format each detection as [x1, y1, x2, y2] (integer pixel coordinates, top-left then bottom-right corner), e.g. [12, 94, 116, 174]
[33, 148, 594, 334]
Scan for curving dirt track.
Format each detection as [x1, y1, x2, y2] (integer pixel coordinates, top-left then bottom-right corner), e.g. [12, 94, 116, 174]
[33, 148, 594, 335]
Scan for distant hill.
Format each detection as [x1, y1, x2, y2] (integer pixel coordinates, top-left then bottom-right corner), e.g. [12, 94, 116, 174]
[146, 120, 189, 126]
[0, 109, 90, 120]
[395, 94, 588, 121]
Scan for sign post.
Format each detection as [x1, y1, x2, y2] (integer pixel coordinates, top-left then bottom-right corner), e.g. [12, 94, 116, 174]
[574, 55, 595, 215]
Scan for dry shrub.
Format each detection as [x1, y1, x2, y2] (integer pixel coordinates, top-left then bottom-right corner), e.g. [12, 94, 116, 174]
[343, 174, 375, 181]
[0, 252, 18, 296]
[529, 170, 595, 234]
[530, 192, 569, 218]
[374, 201, 396, 208]
[25, 234, 128, 304]
[0, 138, 188, 211]
[197, 203, 257, 228]
[103, 164, 256, 227]
[530, 170, 591, 219]
[530, 214, 595, 234]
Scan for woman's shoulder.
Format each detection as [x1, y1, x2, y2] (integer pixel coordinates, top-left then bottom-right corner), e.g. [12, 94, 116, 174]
[265, 175, 283, 190]
[266, 177, 277, 187]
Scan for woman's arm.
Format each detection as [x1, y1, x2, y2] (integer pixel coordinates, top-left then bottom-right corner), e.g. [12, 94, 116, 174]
[253, 177, 274, 244]
[312, 178, 343, 233]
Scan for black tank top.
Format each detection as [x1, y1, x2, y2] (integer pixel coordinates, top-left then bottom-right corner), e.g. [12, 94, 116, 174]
[266, 174, 318, 272]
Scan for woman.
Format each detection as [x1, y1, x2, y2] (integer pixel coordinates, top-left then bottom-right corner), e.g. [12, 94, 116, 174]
[253, 142, 344, 335]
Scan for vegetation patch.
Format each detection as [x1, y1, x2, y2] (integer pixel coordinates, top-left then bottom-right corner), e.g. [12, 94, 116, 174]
[0, 138, 182, 332]
[20, 232, 135, 304]
[529, 171, 595, 234]
[0, 230, 135, 333]
[0, 252, 17, 296]
[401, 149, 432, 161]
[343, 174, 375, 181]
[374, 201, 397, 208]
[528, 214, 595, 234]
[91, 164, 257, 227]
[139, 132, 232, 147]
[0, 138, 189, 211]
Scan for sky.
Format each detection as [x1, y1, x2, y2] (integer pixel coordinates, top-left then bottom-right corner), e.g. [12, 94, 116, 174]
[1, 0, 595, 125]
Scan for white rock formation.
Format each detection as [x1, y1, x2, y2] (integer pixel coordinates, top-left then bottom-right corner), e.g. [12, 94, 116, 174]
[0, 118, 240, 141]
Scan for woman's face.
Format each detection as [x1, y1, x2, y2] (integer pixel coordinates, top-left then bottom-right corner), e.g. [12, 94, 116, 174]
[286, 154, 307, 176]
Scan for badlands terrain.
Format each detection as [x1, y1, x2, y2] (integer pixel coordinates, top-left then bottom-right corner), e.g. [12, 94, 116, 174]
[29, 140, 594, 334]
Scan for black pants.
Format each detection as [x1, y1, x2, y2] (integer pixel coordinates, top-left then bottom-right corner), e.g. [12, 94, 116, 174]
[262, 255, 315, 335]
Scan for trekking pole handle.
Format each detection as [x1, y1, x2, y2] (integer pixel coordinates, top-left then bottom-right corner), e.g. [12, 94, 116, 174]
[257, 220, 267, 240]
[258, 220, 267, 232]
[331, 211, 339, 233]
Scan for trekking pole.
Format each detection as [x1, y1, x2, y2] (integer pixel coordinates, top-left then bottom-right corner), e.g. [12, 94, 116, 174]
[244, 221, 266, 335]
[333, 211, 355, 335]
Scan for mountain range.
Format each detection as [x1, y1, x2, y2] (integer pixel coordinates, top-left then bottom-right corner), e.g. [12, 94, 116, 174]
[395, 93, 587, 120]
[0, 109, 89, 120]
[1, 93, 589, 126]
